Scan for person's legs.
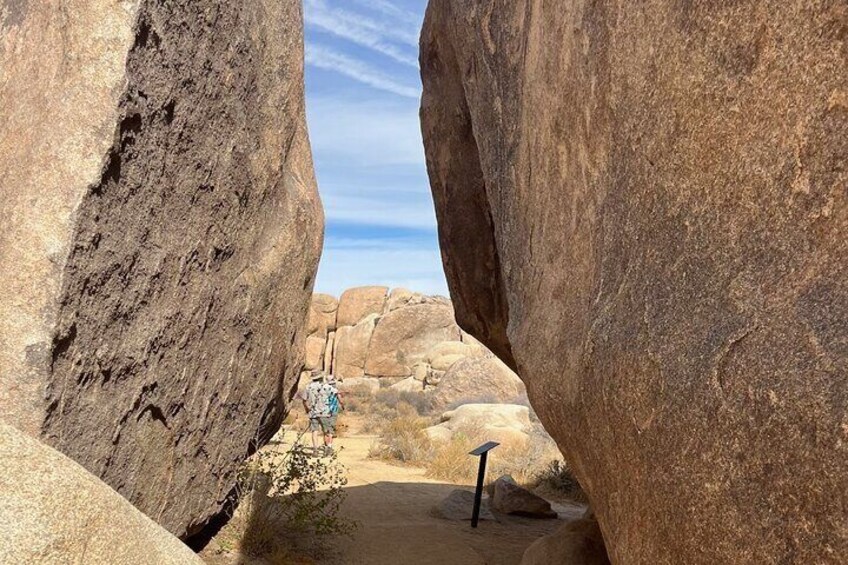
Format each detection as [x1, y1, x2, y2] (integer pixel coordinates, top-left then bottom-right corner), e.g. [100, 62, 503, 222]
[320, 416, 337, 455]
[309, 418, 321, 454]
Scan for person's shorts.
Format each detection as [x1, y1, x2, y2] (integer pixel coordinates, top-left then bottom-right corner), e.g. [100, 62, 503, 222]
[309, 415, 337, 434]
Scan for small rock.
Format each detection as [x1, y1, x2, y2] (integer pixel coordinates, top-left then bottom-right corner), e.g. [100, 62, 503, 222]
[491, 476, 558, 519]
[390, 376, 425, 394]
[437, 489, 496, 522]
[521, 515, 610, 565]
[337, 377, 380, 396]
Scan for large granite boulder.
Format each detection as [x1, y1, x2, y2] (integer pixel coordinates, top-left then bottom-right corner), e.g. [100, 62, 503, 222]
[429, 403, 531, 447]
[306, 293, 339, 338]
[0, 423, 203, 564]
[304, 335, 327, 372]
[334, 314, 378, 379]
[421, 1, 847, 563]
[336, 286, 389, 327]
[431, 356, 525, 410]
[0, 0, 322, 538]
[365, 303, 462, 377]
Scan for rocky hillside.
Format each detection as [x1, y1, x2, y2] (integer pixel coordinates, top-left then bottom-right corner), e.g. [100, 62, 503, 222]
[0, 0, 322, 542]
[421, 1, 846, 564]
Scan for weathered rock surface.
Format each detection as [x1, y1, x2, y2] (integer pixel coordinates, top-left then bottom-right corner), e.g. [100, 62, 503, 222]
[427, 340, 484, 362]
[431, 357, 525, 410]
[0, 0, 322, 538]
[337, 286, 389, 327]
[334, 314, 378, 379]
[521, 516, 611, 565]
[389, 376, 425, 394]
[0, 423, 203, 564]
[421, 1, 847, 562]
[304, 335, 327, 371]
[324, 330, 337, 373]
[431, 403, 531, 447]
[336, 376, 381, 396]
[307, 293, 338, 338]
[365, 303, 461, 378]
[491, 476, 557, 519]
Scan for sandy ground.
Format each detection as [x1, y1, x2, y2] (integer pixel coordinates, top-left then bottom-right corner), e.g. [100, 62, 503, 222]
[203, 424, 585, 565]
[320, 435, 583, 565]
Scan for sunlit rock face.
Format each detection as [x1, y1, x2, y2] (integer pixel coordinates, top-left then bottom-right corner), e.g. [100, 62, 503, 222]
[420, 1, 847, 563]
[0, 0, 323, 538]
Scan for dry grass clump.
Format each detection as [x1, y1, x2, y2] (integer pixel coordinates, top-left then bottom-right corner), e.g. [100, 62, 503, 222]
[355, 387, 436, 435]
[342, 383, 380, 414]
[425, 420, 562, 486]
[368, 403, 433, 463]
[425, 432, 480, 484]
[375, 388, 433, 415]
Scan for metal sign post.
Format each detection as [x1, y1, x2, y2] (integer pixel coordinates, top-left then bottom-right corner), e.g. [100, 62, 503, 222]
[469, 441, 499, 528]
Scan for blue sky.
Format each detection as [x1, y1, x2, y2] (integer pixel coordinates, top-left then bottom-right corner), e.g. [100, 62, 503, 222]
[303, 0, 448, 298]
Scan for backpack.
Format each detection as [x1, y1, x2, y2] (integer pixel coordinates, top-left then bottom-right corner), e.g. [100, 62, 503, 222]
[327, 388, 341, 415]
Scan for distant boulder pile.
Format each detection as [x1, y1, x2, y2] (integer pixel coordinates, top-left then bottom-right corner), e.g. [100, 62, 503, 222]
[303, 287, 525, 408]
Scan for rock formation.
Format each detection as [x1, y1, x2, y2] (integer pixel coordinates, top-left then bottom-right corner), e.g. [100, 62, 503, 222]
[334, 314, 379, 379]
[365, 304, 461, 377]
[0, 423, 203, 564]
[431, 356, 524, 411]
[302, 288, 524, 397]
[427, 403, 532, 447]
[421, 1, 846, 563]
[306, 293, 339, 338]
[337, 286, 389, 327]
[0, 0, 322, 539]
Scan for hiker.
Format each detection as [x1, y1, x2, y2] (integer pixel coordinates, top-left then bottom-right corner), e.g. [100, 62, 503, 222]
[299, 371, 344, 456]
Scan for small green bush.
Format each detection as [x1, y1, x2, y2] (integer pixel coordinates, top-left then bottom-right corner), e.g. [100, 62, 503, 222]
[234, 434, 356, 560]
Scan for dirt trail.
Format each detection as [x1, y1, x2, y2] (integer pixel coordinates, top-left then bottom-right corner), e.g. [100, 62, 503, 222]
[307, 431, 586, 565]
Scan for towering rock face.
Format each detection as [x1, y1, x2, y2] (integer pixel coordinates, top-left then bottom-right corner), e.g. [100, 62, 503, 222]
[421, 1, 847, 564]
[0, 0, 323, 539]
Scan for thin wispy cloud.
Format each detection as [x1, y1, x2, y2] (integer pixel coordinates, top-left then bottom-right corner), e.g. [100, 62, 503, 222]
[318, 236, 448, 297]
[305, 0, 419, 66]
[306, 43, 419, 99]
[350, 0, 422, 28]
[304, 1, 448, 296]
[322, 193, 437, 231]
[307, 95, 424, 166]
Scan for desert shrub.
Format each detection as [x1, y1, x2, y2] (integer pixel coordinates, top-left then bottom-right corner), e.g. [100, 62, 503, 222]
[426, 435, 479, 484]
[233, 435, 356, 560]
[375, 388, 433, 415]
[425, 420, 486, 483]
[342, 383, 377, 414]
[368, 404, 433, 463]
[425, 420, 562, 486]
[533, 459, 586, 501]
